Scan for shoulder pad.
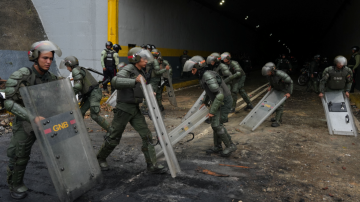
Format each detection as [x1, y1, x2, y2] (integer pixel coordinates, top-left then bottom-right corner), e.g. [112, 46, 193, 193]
[72, 68, 83, 80]
[18, 67, 31, 76]
[5, 86, 16, 97]
[230, 60, 239, 66]
[163, 60, 169, 65]
[122, 64, 135, 72]
[218, 63, 227, 69]
[5, 78, 18, 87]
[9, 70, 24, 80]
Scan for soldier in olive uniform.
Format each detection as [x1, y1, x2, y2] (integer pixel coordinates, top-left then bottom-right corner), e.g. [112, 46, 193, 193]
[319, 56, 353, 98]
[96, 47, 167, 174]
[157, 56, 173, 107]
[308, 55, 321, 93]
[348, 46, 360, 93]
[101, 41, 119, 93]
[184, 56, 236, 157]
[221, 52, 252, 112]
[320, 57, 330, 72]
[60, 56, 110, 131]
[276, 54, 292, 74]
[4, 41, 62, 199]
[113, 44, 121, 72]
[207, 52, 240, 92]
[262, 62, 293, 127]
[180, 50, 191, 78]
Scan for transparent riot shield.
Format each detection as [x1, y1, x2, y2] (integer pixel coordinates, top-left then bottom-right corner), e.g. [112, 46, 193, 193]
[155, 106, 208, 157]
[105, 90, 117, 107]
[19, 79, 102, 202]
[140, 77, 181, 177]
[182, 91, 206, 122]
[321, 91, 357, 136]
[240, 89, 286, 131]
[163, 70, 177, 107]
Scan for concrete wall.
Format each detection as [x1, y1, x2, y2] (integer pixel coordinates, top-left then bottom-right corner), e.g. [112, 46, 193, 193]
[320, 0, 359, 59]
[30, 0, 259, 80]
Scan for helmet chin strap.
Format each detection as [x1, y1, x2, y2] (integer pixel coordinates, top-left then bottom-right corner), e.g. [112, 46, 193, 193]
[35, 61, 49, 73]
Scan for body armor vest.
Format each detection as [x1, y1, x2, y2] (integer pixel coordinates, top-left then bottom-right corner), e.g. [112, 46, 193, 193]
[349, 53, 358, 66]
[117, 65, 145, 104]
[327, 66, 348, 90]
[201, 71, 231, 102]
[104, 49, 115, 67]
[75, 66, 99, 95]
[268, 70, 289, 91]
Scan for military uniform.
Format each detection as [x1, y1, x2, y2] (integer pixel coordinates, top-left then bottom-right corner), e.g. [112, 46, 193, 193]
[276, 58, 292, 73]
[267, 70, 293, 124]
[4, 66, 58, 195]
[240, 56, 252, 76]
[200, 70, 235, 156]
[348, 52, 360, 92]
[226, 60, 251, 110]
[213, 62, 240, 90]
[157, 60, 173, 107]
[101, 48, 119, 92]
[308, 59, 320, 93]
[320, 66, 353, 94]
[72, 66, 110, 131]
[97, 64, 164, 172]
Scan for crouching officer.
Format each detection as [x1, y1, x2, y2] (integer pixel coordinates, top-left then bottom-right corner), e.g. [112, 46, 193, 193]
[319, 56, 353, 98]
[221, 52, 253, 112]
[96, 47, 167, 174]
[60, 56, 110, 131]
[184, 56, 236, 157]
[4, 41, 61, 199]
[262, 62, 293, 127]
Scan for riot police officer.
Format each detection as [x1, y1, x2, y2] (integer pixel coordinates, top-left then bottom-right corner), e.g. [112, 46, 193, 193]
[320, 57, 330, 72]
[206, 52, 240, 90]
[308, 55, 321, 93]
[60, 56, 110, 131]
[4, 41, 62, 199]
[262, 62, 293, 127]
[180, 50, 191, 78]
[101, 41, 118, 93]
[113, 44, 121, 71]
[221, 52, 253, 112]
[157, 56, 173, 108]
[183, 56, 236, 157]
[319, 56, 353, 98]
[348, 46, 360, 92]
[96, 47, 167, 174]
[276, 54, 292, 73]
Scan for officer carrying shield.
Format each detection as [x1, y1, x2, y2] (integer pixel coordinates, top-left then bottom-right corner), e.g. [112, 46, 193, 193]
[221, 52, 253, 112]
[4, 41, 62, 199]
[60, 56, 110, 131]
[183, 56, 236, 157]
[101, 41, 118, 93]
[96, 47, 167, 174]
[262, 62, 293, 127]
[319, 56, 353, 98]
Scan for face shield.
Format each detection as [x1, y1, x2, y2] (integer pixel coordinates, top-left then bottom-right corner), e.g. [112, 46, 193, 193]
[183, 60, 196, 72]
[221, 52, 231, 61]
[59, 60, 67, 69]
[206, 55, 216, 65]
[262, 62, 275, 76]
[137, 49, 155, 63]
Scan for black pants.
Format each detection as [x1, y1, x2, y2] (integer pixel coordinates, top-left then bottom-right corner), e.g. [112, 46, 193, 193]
[103, 66, 116, 93]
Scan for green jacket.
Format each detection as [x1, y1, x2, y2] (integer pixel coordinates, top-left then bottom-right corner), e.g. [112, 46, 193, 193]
[320, 66, 353, 93]
[267, 70, 293, 94]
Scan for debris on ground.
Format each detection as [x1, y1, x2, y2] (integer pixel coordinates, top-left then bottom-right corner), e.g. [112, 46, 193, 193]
[196, 167, 229, 177]
[219, 164, 250, 169]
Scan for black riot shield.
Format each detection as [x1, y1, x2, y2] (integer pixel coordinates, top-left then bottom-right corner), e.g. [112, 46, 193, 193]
[19, 79, 102, 202]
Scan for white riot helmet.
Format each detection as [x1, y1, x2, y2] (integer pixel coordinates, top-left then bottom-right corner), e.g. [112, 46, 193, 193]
[183, 56, 206, 72]
[262, 62, 275, 76]
[334, 56, 347, 66]
[206, 52, 221, 65]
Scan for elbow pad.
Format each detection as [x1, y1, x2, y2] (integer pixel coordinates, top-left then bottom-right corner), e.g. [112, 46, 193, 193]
[4, 100, 32, 122]
[111, 76, 136, 89]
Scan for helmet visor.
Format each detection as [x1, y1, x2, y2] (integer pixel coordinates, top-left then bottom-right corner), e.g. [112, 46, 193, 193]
[206, 55, 216, 65]
[183, 60, 196, 72]
[34, 41, 62, 57]
[220, 52, 230, 61]
[137, 49, 154, 63]
[59, 60, 67, 69]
